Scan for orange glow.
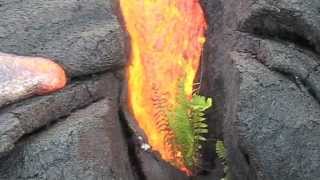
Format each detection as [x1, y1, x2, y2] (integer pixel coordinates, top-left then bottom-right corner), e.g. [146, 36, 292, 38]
[119, 0, 207, 174]
[0, 53, 67, 94]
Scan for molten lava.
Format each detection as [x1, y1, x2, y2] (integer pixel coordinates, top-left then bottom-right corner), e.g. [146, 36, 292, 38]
[0, 52, 67, 94]
[120, 0, 207, 174]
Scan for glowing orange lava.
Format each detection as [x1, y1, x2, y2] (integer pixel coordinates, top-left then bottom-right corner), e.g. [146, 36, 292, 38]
[0, 52, 67, 94]
[119, 0, 207, 174]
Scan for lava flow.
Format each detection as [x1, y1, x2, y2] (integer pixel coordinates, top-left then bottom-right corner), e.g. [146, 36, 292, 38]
[0, 52, 67, 95]
[119, 0, 207, 174]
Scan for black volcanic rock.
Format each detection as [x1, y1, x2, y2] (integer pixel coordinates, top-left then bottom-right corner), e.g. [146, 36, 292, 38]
[0, 99, 135, 180]
[0, 0, 126, 158]
[0, 0, 320, 179]
[0, 0, 125, 77]
[0, 74, 119, 158]
[0, 0, 135, 179]
[201, 0, 320, 179]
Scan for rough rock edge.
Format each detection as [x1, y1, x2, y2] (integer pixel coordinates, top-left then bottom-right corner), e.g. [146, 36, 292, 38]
[0, 98, 135, 180]
[201, 0, 320, 179]
[0, 73, 119, 158]
[0, 0, 126, 78]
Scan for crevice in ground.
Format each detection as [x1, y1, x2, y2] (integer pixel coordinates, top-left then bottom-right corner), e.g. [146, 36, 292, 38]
[69, 67, 125, 83]
[116, 75, 145, 180]
[238, 9, 319, 55]
[118, 109, 146, 180]
[243, 49, 320, 106]
[0, 70, 119, 157]
[260, 58, 320, 106]
[243, 28, 317, 55]
[305, 64, 320, 80]
[237, 15, 320, 105]
[12, 96, 106, 139]
[300, 64, 320, 104]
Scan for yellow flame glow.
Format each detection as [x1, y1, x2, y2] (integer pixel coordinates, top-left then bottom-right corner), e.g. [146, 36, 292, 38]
[120, 0, 207, 174]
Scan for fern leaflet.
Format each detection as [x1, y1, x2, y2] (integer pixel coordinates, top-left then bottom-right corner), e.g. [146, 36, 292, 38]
[168, 78, 212, 170]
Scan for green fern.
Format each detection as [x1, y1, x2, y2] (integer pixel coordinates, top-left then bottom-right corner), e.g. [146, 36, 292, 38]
[216, 140, 226, 161]
[216, 140, 231, 180]
[168, 79, 212, 170]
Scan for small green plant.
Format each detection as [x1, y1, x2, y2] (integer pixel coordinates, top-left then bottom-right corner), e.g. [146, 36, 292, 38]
[216, 140, 231, 180]
[168, 79, 212, 170]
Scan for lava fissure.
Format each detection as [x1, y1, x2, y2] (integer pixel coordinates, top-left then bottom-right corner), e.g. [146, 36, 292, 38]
[119, 0, 207, 174]
[118, 109, 146, 180]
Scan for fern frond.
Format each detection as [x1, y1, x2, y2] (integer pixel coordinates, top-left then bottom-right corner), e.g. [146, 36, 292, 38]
[167, 78, 213, 170]
[216, 140, 231, 180]
[216, 140, 226, 161]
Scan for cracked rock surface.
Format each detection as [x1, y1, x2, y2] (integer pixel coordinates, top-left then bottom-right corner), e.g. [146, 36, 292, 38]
[1, 0, 320, 179]
[0, 99, 134, 180]
[0, 0, 135, 179]
[0, 0, 125, 77]
[0, 74, 119, 158]
[202, 0, 320, 180]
